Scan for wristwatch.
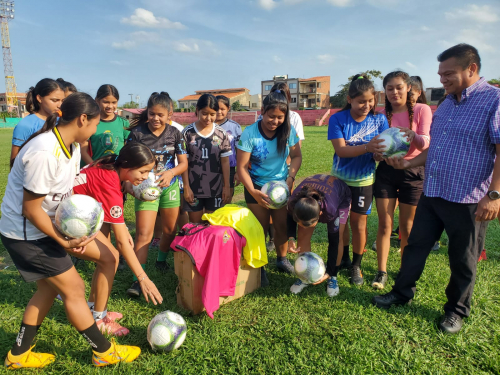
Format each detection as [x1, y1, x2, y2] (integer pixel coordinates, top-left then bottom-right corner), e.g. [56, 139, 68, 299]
[487, 190, 500, 200]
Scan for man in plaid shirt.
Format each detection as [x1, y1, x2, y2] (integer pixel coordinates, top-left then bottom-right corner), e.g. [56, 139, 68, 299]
[372, 44, 500, 334]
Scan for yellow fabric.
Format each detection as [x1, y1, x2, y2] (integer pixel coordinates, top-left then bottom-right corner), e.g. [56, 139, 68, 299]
[202, 204, 268, 268]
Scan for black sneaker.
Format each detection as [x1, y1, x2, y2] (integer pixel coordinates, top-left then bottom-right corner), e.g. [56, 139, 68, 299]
[117, 255, 126, 271]
[126, 281, 142, 297]
[276, 258, 295, 274]
[349, 266, 364, 285]
[439, 315, 463, 334]
[371, 271, 388, 290]
[260, 268, 270, 287]
[391, 227, 399, 239]
[339, 259, 352, 270]
[155, 260, 170, 272]
[372, 292, 411, 309]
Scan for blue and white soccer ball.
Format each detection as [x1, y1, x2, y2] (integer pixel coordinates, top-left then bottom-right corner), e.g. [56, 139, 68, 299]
[261, 180, 290, 209]
[147, 311, 187, 352]
[378, 127, 411, 158]
[294, 252, 326, 284]
[133, 172, 163, 201]
[55, 194, 104, 238]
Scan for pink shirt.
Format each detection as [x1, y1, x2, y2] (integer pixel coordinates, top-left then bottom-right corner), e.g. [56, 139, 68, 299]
[381, 103, 432, 159]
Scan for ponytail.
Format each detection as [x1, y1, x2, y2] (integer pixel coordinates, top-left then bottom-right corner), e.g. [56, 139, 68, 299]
[341, 74, 376, 114]
[25, 78, 63, 114]
[290, 185, 325, 226]
[92, 142, 157, 171]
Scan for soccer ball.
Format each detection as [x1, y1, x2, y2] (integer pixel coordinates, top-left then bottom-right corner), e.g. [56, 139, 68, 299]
[133, 172, 163, 201]
[294, 252, 326, 284]
[261, 180, 290, 209]
[55, 194, 104, 238]
[147, 311, 187, 352]
[378, 127, 411, 158]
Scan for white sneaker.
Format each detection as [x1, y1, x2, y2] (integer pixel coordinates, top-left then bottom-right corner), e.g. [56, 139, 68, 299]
[290, 279, 308, 294]
[326, 277, 339, 297]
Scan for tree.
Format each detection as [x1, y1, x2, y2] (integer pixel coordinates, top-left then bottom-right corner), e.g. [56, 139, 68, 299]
[172, 100, 178, 110]
[488, 78, 500, 86]
[231, 100, 243, 112]
[189, 105, 196, 113]
[122, 101, 139, 109]
[330, 70, 384, 108]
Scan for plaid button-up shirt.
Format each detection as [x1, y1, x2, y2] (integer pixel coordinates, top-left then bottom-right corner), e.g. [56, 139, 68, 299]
[424, 77, 500, 204]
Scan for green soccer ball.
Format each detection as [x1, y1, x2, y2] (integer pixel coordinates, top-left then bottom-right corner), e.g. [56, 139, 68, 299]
[294, 252, 326, 284]
[55, 194, 104, 238]
[261, 180, 290, 209]
[378, 127, 411, 158]
[133, 172, 163, 201]
[147, 311, 187, 352]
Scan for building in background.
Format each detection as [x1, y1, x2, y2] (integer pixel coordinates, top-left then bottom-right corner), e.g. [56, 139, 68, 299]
[249, 93, 261, 110]
[178, 88, 251, 109]
[261, 75, 331, 109]
[425, 87, 446, 104]
[0, 92, 26, 114]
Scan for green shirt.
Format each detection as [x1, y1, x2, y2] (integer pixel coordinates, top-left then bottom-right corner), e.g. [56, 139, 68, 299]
[89, 115, 130, 161]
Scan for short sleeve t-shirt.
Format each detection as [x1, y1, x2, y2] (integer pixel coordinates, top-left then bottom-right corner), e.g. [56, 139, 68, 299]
[219, 119, 242, 167]
[290, 111, 305, 141]
[12, 114, 45, 146]
[73, 165, 124, 224]
[0, 128, 81, 240]
[237, 121, 299, 186]
[288, 174, 351, 233]
[89, 115, 130, 161]
[328, 111, 389, 187]
[182, 122, 232, 198]
[127, 123, 187, 185]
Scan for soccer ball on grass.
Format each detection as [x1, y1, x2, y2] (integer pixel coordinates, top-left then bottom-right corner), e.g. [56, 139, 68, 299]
[147, 311, 187, 352]
[294, 252, 326, 284]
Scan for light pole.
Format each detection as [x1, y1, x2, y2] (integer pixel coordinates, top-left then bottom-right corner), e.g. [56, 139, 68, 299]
[129, 93, 133, 106]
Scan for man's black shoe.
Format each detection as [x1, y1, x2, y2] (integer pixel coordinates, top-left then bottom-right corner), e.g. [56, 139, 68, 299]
[439, 315, 463, 334]
[372, 292, 411, 309]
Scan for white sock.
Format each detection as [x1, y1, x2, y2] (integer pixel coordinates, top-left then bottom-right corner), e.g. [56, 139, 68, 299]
[87, 301, 95, 310]
[93, 309, 107, 321]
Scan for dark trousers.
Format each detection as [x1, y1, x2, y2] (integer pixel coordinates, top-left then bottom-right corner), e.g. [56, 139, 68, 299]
[392, 194, 487, 318]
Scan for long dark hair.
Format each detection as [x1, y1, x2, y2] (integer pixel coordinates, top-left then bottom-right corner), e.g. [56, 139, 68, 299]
[290, 185, 325, 226]
[216, 95, 230, 110]
[56, 78, 77, 94]
[96, 84, 120, 101]
[409, 76, 427, 104]
[92, 142, 157, 171]
[25, 78, 63, 114]
[128, 91, 173, 129]
[341, 74, 376, 115]
[383, 71, 414, 130]
[262, 91, 290, 155]
[270, 82, 292, 102]
[196, 93, 219, 113]
[12, 92, 100, 167]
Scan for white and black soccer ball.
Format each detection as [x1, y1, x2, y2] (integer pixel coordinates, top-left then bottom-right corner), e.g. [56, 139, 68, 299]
[261, 180, 290, 209]
[133, 172, 163, 201]
[378, 127, 411, 158]
[55, 194, 104, 238]
[294, 252, 326, 284]
[147, 311, 187, 352]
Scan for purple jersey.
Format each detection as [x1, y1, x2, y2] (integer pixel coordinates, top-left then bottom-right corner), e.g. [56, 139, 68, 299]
[219, 119, 242, 167]
[288, 174, 351, 233]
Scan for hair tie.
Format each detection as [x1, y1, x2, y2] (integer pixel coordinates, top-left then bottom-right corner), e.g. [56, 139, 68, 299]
[56, 110, 62, 117]
[357, 76, 364, 80]
[275, 89, 282, 93]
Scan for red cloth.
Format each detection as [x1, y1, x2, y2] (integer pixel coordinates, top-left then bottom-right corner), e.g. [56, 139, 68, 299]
[171, 223, 246, 318]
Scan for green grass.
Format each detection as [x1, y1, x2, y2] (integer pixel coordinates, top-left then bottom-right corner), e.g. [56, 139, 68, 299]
[1, 127, 500, 374]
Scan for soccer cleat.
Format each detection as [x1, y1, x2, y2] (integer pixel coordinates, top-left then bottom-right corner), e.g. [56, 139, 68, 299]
[371, 271, 388, 290]
[5, 346, 55, 370]
[326, 277, 339, 297]
[290, 279, 308, 294]
[126, 281, 142, 298]
[149, 238, 160, 250]
[339, 259, 352, 270]
[92, 339, 140, 367]
[155, 260, 170, 272]
[118, 255, 126, 271]
[478, 249, 487, 262]
[266, 240, 275, 252]
[97, 316, 130, 336]
[439, 315, 463, 334]
[260, 268, 270, 288]
[106, 311, 123, 322]
[276, 258, 295, 274]
[349, 266, 364, 285]
[431, 241, 440, 251]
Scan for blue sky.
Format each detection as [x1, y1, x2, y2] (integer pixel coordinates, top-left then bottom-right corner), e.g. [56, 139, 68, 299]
[8, 0, 500, 106]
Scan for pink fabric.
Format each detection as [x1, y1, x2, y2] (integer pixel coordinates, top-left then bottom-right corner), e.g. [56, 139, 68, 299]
[171, 224, 247, 318]
[381, 103, 432, 159]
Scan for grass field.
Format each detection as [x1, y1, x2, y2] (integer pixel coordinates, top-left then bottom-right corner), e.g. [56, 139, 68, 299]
[0, 127, 500, 374]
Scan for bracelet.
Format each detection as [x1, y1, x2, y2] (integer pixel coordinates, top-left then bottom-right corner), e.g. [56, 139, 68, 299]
[170, 170, 175, 179]
[364, 145, 367, 153]
[139, 276, 147, 282]
[136, 272, 145, 280]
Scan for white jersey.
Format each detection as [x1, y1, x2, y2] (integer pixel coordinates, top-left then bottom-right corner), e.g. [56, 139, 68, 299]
[0, 128, 81, 240]
[257, 110, 305, 141]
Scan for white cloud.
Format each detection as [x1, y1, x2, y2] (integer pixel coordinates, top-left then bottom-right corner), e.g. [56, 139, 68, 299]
[111, 31, 160, 50]
[121, 8, 186, 29]
[173, 41, 200, 53]
[318, 54, 335, 64]
[258, 0, 277, 10]
[406, 61, 417, 69]
[273, 55, 281, 62]
[445, 4, 498, 23]
[112, 40, 136, 50]
[439, 29, 494, 53]
[421, 26, 430, 31]
[327, 0, 352, 6]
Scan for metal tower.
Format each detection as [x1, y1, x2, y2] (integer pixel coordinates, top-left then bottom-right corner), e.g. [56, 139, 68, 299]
[0, 1, 17, 115]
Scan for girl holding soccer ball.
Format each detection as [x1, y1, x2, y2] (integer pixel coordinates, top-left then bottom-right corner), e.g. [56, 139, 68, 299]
[237, 91, 302, 274]
[1, 93, 141, 369]
[287, 174, 351, 297]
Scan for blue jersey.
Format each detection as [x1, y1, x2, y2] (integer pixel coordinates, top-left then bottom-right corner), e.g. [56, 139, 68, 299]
[12, 114, 45, 146]
[219, 119, 242, 167]
[328, 110, 389, 187]
[237, 121, 299, 186]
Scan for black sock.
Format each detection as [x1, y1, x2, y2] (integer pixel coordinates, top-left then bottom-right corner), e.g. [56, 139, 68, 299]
[352, 252, 364, 267]
[79, 322, 111, 353]
[326, 232, 340, 276]
[277, 256, 286, 262]
[342, 245, 350, 261]
[11, 323, 40, 355]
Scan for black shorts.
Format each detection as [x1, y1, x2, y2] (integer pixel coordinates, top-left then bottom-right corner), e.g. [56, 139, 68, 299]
[183, 196, 224, 213]
[1, 234, 73, 282]
[374, 161, 424, 206]
[244, 182, 262, 205]
[348, 185, 373, 215]
[229, 167, 236, 189]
